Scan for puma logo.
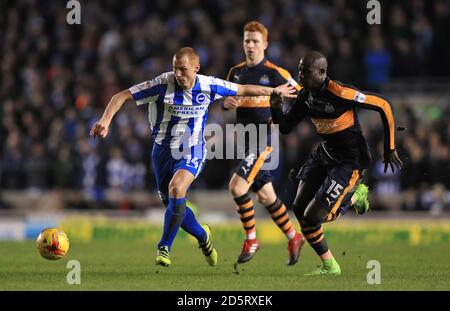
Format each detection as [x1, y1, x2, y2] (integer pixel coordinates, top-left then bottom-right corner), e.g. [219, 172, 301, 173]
[326, 197, 333, 206]
[245, 153, 256, 167]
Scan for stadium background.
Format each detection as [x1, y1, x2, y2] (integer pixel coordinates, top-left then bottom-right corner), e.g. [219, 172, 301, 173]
[0, 0, 449, 290]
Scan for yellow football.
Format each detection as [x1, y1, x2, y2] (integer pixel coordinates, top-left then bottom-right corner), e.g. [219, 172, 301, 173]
[36, 228, 70, 260]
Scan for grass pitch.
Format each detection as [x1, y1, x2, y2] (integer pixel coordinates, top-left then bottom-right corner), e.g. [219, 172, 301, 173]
[0, 236, 449, 290]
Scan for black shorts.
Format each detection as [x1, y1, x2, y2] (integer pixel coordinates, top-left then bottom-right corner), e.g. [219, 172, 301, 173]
[235, 146, 273, 192]
[297, 144, 362, 215]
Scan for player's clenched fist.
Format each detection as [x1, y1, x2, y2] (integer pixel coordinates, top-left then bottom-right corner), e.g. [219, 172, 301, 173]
[223, 97, 240, 110]
[269, 92, 283, 109]
[89, 120, 110, 138]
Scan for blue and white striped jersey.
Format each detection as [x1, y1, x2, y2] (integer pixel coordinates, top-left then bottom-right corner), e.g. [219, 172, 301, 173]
[129, 72, 238, 148]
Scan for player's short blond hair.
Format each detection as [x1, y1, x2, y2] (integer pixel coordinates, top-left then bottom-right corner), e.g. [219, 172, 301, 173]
[174, 47, 200, 65]
[243, 21, 268, 42]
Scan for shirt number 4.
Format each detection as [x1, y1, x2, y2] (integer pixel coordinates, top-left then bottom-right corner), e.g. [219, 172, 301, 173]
[185, 155, 199, 169]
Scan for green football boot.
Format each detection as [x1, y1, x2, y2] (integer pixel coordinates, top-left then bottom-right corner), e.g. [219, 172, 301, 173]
[199, 224, 218, 267]
[352, 183, 370, 215]
[305, 258, 341, 276]
[155, 245, 171, 267]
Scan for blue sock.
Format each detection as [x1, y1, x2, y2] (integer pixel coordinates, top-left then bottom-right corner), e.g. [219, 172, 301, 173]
[161, 199, 206, 244]
[158, 198, 186, 251]
[181, 207, 207, 244]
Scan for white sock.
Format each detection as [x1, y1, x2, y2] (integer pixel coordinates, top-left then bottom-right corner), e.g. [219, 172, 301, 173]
[286, 228, 296, 240]
[247, 231, 256, 240]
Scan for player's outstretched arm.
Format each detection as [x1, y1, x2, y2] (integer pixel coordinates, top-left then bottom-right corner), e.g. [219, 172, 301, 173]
[236, 82, 297, 98]
[269, 92, 307, 134]
[355, 92, 403, 173]
[89, 90, 133, 139]
[327, 80, 404, 173]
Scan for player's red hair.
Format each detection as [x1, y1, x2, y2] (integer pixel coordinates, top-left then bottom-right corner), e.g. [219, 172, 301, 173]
[243, 21, 268, 42]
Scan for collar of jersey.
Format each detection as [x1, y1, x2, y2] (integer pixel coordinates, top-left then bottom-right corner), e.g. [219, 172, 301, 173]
[174, 75, 199, 91]
[246, 57, 267, 70]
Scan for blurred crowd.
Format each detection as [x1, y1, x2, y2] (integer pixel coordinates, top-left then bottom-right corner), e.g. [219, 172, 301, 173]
[1, 0, 449, 212]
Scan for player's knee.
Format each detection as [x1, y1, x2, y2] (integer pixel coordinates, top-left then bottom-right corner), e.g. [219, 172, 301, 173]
[302, 207, 326, 226]
[229, 177, 246, 198]
[293, 203, 305, 222]
[256, 192, 274, 206]
[168, 181, 188, 198]
[301, 214, 321, 227]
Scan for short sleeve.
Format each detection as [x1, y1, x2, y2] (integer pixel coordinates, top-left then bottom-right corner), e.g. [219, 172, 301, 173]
[210, 77, 238, 99]
[128, 72, 171, 105]
[274, 67, 302, 91]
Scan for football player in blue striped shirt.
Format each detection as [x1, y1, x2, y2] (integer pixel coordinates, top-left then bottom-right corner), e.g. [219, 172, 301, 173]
[90, 47, 296, 267]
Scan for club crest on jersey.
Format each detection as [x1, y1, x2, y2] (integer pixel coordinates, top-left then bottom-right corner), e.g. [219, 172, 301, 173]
[259, 74, 270, 85]
[354, 92, 366, 103]
[244, 153, 256, 166]
[196, 93, 207, 104]
[324, 103, 335, 113]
